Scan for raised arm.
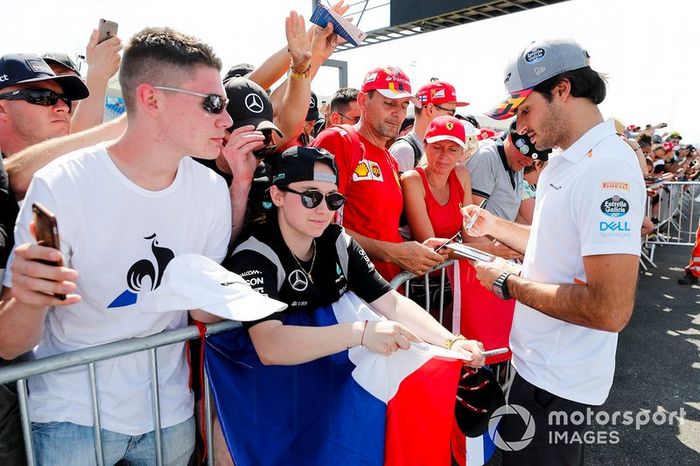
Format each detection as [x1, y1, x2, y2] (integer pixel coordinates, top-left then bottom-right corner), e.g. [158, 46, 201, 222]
[246, 0, 349, 90]
[70, 31, 122, 133]
[269, 11, 313, 150]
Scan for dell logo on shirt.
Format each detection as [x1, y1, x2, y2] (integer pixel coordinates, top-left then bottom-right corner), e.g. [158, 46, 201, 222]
[599, 221, 630, 232]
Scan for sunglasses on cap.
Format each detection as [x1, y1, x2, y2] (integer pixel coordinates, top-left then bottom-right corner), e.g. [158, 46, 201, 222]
[280, 187, 346, 211]
[0, 88, 72, 111]
[153, 85, 228, 114]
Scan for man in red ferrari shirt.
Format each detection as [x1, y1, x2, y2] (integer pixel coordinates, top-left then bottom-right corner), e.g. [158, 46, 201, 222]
[313, 67, 444, 281]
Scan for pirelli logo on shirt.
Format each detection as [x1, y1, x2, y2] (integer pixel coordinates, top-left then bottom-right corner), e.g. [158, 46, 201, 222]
[601, 181, 630, 191]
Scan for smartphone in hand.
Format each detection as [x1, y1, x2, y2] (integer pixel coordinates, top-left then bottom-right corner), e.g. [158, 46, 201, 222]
[97, 18, 118, 44]
[32, 202, 66, 300]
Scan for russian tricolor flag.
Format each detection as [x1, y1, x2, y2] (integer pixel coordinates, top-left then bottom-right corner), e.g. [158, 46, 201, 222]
[205, 292, 492, 466]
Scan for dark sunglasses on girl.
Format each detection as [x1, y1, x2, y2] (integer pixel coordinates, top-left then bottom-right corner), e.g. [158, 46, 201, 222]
[153, 85, 228, 114]
[280, 187, 346, 211]
[0, 88, 72, 111]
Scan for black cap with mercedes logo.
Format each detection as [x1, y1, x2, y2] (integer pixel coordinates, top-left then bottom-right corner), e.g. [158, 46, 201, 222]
[223, 77, 283, 138]
[306, 90, 320, 122]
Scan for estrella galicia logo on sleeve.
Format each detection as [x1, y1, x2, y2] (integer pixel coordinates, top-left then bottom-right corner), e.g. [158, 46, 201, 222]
[108, 233, 174, 308]
[600, 195, 629, 217]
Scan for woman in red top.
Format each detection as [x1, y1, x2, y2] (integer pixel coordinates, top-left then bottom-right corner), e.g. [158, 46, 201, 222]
[401, 115, 473, 242]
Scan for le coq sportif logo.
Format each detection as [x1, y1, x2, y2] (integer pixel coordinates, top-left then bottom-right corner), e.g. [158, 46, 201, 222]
[108, 233, 174, 308]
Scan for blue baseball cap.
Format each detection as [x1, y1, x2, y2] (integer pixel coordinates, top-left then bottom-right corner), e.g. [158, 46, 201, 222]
[0, 54, 89, 100]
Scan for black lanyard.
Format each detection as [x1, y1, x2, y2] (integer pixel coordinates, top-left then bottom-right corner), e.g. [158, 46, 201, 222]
[496, 141, 517, 191]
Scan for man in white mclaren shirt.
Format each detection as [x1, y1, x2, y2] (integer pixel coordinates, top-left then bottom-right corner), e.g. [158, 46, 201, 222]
[464, 39, 644, 465]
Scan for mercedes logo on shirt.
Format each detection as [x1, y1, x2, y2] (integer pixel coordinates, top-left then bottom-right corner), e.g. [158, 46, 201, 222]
[288, 269, 309, 291]
[245, 93, 264, 114]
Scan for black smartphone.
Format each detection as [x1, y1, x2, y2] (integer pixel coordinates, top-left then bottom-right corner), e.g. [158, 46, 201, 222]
[32, 202, 66, 300]
[97, 18, 118, 44]
[252, 129, 277, 160]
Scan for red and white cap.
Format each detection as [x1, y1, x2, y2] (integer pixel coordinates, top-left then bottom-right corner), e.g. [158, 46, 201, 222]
[424, 115, 468, 149]
[416, 81, 469, 107]
[361, 66, 421, 107]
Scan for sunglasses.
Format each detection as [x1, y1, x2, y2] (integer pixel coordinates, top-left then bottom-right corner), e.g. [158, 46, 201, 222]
[0, 88, 72, 111]
[338, 112, 360, 124]
[280, 187, 346, 211]
[153, 85, 228, 114]
[433, 104, 456, 116]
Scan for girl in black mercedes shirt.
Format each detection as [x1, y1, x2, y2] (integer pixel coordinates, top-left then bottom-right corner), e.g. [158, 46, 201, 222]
[225, 145, 484, 365]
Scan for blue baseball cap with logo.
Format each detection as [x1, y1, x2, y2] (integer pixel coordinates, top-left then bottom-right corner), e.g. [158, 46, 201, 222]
[487, 39, 590, 120]
[0, 53, 89, 100]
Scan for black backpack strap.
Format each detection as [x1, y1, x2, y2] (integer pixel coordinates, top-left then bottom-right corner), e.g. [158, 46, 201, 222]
[397, 134, 423, 168]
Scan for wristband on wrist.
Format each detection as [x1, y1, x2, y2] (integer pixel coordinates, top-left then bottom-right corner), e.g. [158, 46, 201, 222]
[360, 320, 369, 347]
[289, 61, 311, 79]
[445, 334, 467, 350]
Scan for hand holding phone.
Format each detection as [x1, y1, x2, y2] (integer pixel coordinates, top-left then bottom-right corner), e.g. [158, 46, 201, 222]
[32, 203, 66, 300]
[97, 18, 118, 44]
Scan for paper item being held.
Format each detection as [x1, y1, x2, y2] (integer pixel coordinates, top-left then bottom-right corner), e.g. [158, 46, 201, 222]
[446, 243, 497, 263]
[310, 3, 367, 46]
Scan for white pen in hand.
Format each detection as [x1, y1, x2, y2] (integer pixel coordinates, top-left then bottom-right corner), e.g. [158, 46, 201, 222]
[464, 199, 488, 231]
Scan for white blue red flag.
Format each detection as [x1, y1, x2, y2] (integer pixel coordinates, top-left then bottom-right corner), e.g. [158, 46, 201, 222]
[205, 292, 473, 466]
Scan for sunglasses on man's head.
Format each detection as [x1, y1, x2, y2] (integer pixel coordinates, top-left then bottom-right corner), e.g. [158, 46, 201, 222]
[280, 187, 345, 211]
[153, 86, 228, 114]
[0, 88, 72, 111]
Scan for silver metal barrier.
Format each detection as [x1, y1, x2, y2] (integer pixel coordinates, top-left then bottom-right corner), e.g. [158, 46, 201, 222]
[389, 260, 455, 327]
[1, 257, 525, 465]
[0, 320, 240, 466]
[644, 181, 699, 263]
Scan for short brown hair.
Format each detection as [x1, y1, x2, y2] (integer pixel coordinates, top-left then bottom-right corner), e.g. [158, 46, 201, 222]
[119, 27, 222, 112]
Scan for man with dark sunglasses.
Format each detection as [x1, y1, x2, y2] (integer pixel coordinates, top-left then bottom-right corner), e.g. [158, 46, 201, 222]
[389, 80, 468, 173]
[0, 52, 89, 466]
[328, 87, 360, 128]
[0, 54, 89, 158]
[0, 28, 235, 466]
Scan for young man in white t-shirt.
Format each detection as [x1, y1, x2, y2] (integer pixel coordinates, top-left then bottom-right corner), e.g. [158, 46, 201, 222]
[0, 28, 234, 465]
[464, 39, 644, 465]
